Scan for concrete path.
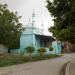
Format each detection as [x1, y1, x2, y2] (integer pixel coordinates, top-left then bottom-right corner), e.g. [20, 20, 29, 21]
[70, 60, 75, 75]
[65, 59, 75, 75]
[0, 54, 75, 75]
[69, 60, 75, 75]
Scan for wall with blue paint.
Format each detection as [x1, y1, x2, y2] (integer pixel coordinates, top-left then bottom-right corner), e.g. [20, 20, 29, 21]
[11, 34, 36, 54]
[52, 41, 61, 54]
[20, 34, 35, 51]
[22, 27, 42, 35]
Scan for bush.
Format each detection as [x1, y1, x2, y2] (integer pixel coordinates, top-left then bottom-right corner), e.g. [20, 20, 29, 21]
[25, 46, 35, 56]
[49, 47, 54, 51]
[49, 47, 54, 54]
[37, 48, 46, 56]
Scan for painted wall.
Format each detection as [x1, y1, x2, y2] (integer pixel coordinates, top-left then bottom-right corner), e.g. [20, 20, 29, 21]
[20, 34, 35, 51]
[23, 27, 43, 35]
[52, 41, 61, 54]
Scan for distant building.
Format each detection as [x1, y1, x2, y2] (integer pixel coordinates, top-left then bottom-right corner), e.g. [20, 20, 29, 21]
[11, 10, 55, 54]
[10, 10, 62, 55]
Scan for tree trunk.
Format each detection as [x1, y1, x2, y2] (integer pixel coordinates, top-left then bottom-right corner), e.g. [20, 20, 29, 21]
[62, 42, 75, 53]
[69, 43, 75, 52]
[66, 41, 71, 53]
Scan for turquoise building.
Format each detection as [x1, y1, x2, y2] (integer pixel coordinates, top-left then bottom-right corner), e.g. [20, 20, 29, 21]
[11, 11, 61, 55]
[19, 26, 55, 54]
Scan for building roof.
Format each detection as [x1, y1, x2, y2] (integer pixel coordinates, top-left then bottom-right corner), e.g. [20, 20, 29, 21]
[35, 34, 55, 41]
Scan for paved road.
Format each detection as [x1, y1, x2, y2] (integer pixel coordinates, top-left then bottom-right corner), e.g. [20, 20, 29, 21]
[68, 60, 75, 75]
[0, 54, 75, 75]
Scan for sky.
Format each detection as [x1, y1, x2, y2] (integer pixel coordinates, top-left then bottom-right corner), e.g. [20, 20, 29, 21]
[0, 0, 54, 35]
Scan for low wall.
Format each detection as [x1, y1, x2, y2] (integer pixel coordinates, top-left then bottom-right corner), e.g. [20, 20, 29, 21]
[0, 44, 8, 53]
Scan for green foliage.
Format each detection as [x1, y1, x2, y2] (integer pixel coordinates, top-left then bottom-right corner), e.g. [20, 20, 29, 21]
[0, 53, 60, 67]
[49, 47, 54, 51]
[25, 46, 35, 55]
[0, 4, 23, 51]
[46, 0, 75, 43]
[37, 48, 46, 55]
[31, 54, 60, 61]
[0, 53, 29, 67]
[38, 48, 46, 53]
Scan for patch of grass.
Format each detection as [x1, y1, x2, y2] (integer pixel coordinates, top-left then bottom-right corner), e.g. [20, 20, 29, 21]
[31, 54, 60, 61]
[0, 53, 29, 67]
[0, 53, 60, 67]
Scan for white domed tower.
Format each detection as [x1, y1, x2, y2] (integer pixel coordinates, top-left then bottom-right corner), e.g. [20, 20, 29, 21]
[32, 9, 36, 28]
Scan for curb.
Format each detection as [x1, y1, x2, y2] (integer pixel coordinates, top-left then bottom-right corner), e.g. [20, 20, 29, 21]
[59, 62, 69, 75]
[65, 59, 75, 75]
[65, 62, 71, 75]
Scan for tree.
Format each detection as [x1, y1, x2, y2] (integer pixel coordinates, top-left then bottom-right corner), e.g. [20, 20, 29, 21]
[0, 4, 23, 53]
[46, 0, 75, 52]
[25, 46, 35, 56]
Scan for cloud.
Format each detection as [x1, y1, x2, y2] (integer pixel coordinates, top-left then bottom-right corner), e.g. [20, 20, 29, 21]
[0, 0, 28, 11]
[0, 0, 53, 35]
